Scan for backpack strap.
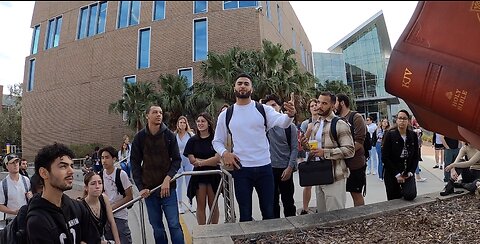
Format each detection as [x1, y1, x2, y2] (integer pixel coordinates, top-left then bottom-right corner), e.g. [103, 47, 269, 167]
[330, 117, 340, 146]
[115, 168, 126, 197]
[285, 126, 292, 148]
[2, 178, 7, 207]
[225, 105, 234, 136]
[254, 101, 267, 132]
[347, 111, 357, 137]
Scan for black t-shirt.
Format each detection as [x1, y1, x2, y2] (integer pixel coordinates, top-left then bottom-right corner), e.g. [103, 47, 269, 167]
[184, 134, 216, 160]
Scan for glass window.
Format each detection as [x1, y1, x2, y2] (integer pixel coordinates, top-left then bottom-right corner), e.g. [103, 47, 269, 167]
[194, 1, 207, 14]
[223, 1, 257, 9]
[78, 2, 107, 39]
[87, 4, 98, 37]
[45, 16, 62, 49]
[276, 4, 281, 34]
[153, 1, 165, 20]
[223, 1, 237, 9]
[97, 2, 107, 34]
[138, 28, 151, 69]
[193, 19, 207, 61]
[292, 28, 296, 50]
[266, 1, 271, 20]
[239, 1, 257, 8]
[78, 8, 88, 39]
[122, 76, 136, 121]
[27, 59, 35, 92]
[118, 1, 140, 28]
[179, 68, 193, 87]
[31, 25, 40, 55]
[130, 1, 140, 25]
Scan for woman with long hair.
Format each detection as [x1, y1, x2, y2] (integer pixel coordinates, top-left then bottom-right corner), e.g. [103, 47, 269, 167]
[382, 110, 419, 201]
[81, 171, 121, 244]
[118, 139, 131, 178]
[184, 112, 221, 225]
[174, 115, 195, 214]
[375, 118, 390, 181]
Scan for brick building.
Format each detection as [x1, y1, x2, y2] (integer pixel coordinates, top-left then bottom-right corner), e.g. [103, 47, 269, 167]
[22, 1, 312, 160]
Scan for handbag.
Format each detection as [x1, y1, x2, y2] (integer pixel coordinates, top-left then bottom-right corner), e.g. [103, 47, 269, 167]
[297, 159, 335, 186]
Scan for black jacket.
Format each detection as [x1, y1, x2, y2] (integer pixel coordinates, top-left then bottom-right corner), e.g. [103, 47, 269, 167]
[26, 194, 100, 244]
[382, 128, 419, 176]
[131, 122, 181, 191]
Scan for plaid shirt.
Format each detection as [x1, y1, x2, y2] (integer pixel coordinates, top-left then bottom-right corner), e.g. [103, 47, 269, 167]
[312, 112, 355, 181]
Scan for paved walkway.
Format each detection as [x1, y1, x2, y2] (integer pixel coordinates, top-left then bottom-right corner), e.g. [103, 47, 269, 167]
[59, 143, 446, 243]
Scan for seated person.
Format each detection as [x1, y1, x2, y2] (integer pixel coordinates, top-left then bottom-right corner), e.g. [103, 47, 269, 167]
[441, 143, 480, 195]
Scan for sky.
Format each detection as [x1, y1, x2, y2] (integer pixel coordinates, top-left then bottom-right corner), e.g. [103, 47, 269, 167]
[0, 1, 419, 92]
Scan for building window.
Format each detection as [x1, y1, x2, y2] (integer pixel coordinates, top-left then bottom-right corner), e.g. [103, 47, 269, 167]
[117, 1, 140, 28]
[122, 76, 136, 121]
[223, 1, 257, 9]
[178, 68, 193, 87]
[27, 59, 35, 92]
[31, 25, 40, 55]
[78, 2, 107, 39]
[193, 18, 207, 62]
[194, 1, 207, 14]
[153, 1, 165, 21]
[266, 1, 271, 20]
[300, 43, 306, 66]
[276, 4, 282, 34]
[138, 28, 151, 69]
[292, 28, 296, 50]
[45, 16, 62, 50]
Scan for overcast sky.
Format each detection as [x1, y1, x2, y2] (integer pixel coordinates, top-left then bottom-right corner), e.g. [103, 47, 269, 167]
[0, 1, 418, 91]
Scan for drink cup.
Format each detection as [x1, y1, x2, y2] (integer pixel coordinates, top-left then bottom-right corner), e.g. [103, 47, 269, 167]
[308, 140, 318, 150]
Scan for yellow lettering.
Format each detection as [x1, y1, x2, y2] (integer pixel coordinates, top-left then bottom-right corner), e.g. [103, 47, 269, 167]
[402, 68, 412, 88]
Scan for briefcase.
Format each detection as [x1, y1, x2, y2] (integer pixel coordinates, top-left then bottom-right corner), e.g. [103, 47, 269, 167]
[298, 159, 335, 186]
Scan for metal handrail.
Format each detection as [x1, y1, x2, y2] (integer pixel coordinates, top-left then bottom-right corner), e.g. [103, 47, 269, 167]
[113, 168, 236, 242]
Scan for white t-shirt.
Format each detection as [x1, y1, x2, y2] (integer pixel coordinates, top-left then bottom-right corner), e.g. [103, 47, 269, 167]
[103, 169, 132, 219]
[367, 123, 377, 137]
[0, 174, 31, 218]
[213, 101, 294, 167]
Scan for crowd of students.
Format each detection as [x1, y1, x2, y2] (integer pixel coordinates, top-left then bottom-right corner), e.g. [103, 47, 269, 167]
[2, 73, 480, 243]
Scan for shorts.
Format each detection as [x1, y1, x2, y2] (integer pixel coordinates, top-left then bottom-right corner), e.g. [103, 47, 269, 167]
[346, 166, 366, 194]
[434, 143, 445, 150]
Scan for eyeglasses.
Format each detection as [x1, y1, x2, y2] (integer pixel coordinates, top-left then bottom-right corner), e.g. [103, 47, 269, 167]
[397, 117, 409, 121]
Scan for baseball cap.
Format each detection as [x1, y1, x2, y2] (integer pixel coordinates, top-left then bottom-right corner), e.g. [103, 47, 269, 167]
[3, 154, 20, 166]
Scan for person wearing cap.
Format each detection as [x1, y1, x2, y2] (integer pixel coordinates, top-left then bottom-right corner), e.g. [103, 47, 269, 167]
[0, 154, 32, 219]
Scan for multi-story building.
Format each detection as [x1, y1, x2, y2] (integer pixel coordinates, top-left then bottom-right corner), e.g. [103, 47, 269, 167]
[22, 1, 312, 160]
[314, 11, 402, 122]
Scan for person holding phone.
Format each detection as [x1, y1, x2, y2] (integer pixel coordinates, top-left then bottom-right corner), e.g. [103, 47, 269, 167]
[212, 73, 296, 222]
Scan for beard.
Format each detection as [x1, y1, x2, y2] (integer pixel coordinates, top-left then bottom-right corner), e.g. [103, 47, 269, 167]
[234, 90, 252, 99]
[51, 176, 73, 192]
[319, 108, 332, 117]
[334, 106, 342, 116]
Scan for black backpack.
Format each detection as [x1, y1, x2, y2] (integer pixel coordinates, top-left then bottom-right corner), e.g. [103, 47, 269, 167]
[331, 112, 371, 160]
[225, 102, 292, 149]
[101, 168, 133, 209]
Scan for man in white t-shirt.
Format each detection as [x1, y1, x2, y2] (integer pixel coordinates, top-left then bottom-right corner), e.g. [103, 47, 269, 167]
[0, 154, 32, 220]
[100, 146, 133, 244]
[212, 73, 296, 222]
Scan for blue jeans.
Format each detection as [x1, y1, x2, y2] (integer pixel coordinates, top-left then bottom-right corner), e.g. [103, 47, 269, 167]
[376, 142, 383, 179]
[232, 164, 275, 222]
[367, 146, 378, 173]
[144, 189, 184, 244]
[444, 148, 460, 182]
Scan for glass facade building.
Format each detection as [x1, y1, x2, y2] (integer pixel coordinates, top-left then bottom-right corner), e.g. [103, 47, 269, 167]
[313, 52, 347, 84]
[323, 11, 401, 122]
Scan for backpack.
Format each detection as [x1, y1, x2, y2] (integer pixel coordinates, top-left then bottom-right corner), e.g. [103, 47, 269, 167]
[330, 112, 371, 160]
[225, 102, 292, 149]
[101, 168, 133, 209]
[2, 176, 29, 219]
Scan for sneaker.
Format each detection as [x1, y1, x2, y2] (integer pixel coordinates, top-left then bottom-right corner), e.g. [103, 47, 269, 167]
[439, 165, 443, 170]
[433, 165, 439, 169]
[179, 206, 185, 214]
[416, 177, 427, 182]
[366, 171, 371, 175]
[379, 178, 384, 182]
[300, 210, 308, 215]
[372, 172, 376, 175]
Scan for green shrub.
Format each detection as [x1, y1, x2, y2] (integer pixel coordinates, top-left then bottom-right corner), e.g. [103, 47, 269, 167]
[69, 143, 104, 158]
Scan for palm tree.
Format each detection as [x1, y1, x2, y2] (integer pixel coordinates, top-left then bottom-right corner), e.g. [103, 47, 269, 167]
[317, 80, 356, 109]
[109, 81, 159, 132]
[157, 74, 190, 129]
